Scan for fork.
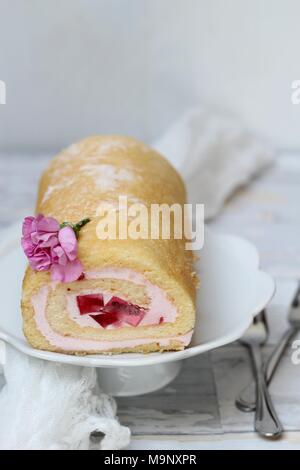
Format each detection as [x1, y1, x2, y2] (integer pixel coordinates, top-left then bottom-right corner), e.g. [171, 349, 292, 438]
[237, 311, 283, 437]
[236, 283, 300, 412]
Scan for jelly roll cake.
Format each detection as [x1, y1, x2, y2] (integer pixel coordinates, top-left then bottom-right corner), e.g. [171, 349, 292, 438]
[21, 136, 197, 354]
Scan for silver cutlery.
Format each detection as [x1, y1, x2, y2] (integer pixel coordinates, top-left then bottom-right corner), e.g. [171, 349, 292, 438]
[236, 283, 300, 412]
[236, 310, 283, 438]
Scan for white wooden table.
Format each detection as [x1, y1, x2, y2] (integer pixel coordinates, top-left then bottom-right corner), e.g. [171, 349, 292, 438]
[0, 152, 299, 449]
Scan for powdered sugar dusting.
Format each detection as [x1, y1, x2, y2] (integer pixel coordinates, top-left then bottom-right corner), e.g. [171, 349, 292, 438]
[80, 164, 134, 191]
[56, 144, 81, 162]
[41, 179, 75, 204]
[97, 139, 151, 155]
[67, 144, 81, 156]
[98, 140, 133, 153]
[55, 138, 152, 164]
[41, 185, 56, 204]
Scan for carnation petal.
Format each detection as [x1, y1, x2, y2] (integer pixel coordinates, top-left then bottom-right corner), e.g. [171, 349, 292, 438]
[58, 226, 78, 260]
[29, 250, 52, 271]
[37, 215, 60, 233]
[22, 216, 36, 237]
[51, 245, 68, 266]
[21, 237, 35, 256]
[51, 259, 83, 283]
[38, 232, 59, 248]
[50, 263, 65, 282]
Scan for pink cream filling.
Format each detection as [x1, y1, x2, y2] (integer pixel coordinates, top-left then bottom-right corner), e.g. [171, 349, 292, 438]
[66, 268, 177, 329]
[31, 268, 193, 352]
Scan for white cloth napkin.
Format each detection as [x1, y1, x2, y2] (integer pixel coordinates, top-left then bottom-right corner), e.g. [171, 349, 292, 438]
[154, 107, 273, 219]
[0, 107, 273, 450]
[0, 346, 130, 450]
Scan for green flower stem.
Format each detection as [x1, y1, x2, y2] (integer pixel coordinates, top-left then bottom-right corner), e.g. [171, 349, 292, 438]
[60, 218, 91, 238]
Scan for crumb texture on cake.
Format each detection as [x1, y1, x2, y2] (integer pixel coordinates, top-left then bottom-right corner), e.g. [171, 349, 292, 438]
[21, 136, 197, 354]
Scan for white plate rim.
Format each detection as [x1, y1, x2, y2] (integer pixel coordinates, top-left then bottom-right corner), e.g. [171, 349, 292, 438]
[0, 223, 275, 368]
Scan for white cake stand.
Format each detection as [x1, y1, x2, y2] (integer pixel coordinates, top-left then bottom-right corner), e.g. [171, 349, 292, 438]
[0, 225, 275, 396]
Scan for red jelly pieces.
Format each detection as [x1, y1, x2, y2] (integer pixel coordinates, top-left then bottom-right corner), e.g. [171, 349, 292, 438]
[76, 293, 147, 328]
[121, 305, 146, 326]
[103, 296, 146, 326]
[92, 312, 120, 328]
[76, 294, 104, 315]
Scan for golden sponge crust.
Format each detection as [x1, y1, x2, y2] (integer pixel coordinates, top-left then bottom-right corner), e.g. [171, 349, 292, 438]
[22, 136, 196, 354]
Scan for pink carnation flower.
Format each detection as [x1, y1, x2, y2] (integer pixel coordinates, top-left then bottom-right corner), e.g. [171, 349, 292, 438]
[21, 214, 83, 283]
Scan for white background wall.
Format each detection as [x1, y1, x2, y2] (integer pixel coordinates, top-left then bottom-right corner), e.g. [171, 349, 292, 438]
[0, 0, 300, 152]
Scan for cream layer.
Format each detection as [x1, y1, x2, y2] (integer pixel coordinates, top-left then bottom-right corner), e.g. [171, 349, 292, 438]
[31, 267, 193, 351]
[67, 268, 177, 328]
